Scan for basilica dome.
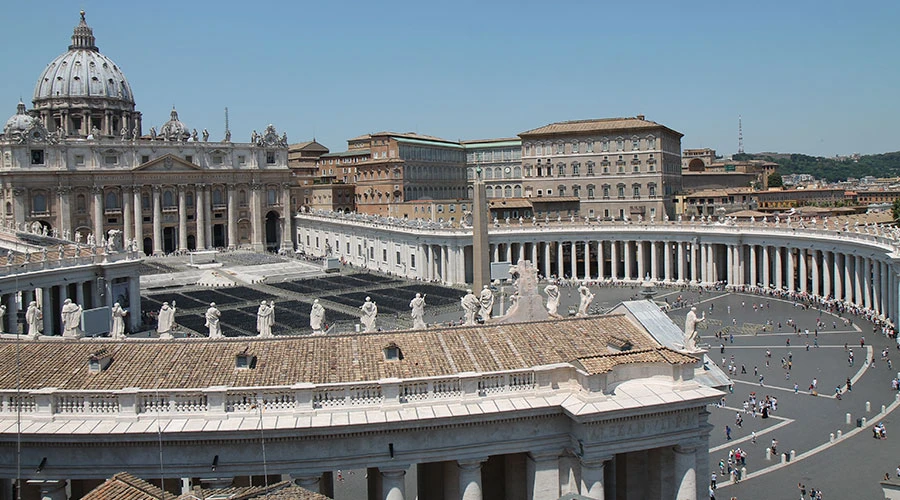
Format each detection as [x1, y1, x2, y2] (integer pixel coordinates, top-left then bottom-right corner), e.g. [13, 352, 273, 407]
[33, 11, 134, 107]
[3, 101, 36, 136]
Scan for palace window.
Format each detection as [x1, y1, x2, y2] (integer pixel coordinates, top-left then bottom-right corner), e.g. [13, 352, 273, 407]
[32, 193, 47, 214]
[266, 151, 276, 164]
[31, 150, 44, 165]
[77, 194, 87, 213]
[105, 192, 119, 210]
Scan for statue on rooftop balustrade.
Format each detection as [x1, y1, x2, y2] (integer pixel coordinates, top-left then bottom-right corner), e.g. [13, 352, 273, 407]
[409, 293, 426, 329]
[544, 283, 561, 318]
[205, 302, 222, 339]
[110, 303, 127, 339]
[157, 301, 176, 339]
[25, 301, 42, 338]
[461, 289, 479, 326]
[256, 300, 274, 338]
[60, 298, 83, 338]
[310, 299, 325, 334]
[577, 282, 595, 317]
[360, 297, 377, 332]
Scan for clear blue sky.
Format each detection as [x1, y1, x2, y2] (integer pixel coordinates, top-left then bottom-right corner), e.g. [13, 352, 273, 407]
[2, 1, 897, 157]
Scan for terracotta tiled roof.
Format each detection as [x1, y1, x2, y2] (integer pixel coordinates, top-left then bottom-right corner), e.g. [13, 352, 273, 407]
[519, 117, 682, 138]
[575, 347, 699, 375]
[82, 472, 177, 500]
[178, 481, 328, 500]
[0, 315, 665, 391]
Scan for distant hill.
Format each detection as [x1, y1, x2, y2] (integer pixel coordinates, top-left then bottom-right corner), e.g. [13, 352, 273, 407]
[733, 151, 900, 183]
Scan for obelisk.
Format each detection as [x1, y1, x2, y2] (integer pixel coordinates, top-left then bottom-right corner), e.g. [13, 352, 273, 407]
[472, 167, 491, 291]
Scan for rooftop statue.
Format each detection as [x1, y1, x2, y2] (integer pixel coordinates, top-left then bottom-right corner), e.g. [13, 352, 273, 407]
[683, 306, 706, 352]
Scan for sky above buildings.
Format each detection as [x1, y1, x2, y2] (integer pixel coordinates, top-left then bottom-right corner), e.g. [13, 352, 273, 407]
[2, 1, 897, 157]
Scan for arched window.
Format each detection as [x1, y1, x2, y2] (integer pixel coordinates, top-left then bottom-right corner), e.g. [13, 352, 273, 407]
[5, 202, 11, 215]
[213, 188, 224, 205]
[504, 185, 512, 197]
[513, 166, 521, 177]
[572, 162, 580, 176]
[648, 184, 657, 198]
[239, 190, 247, 206]
[32, 193, 47, 214]
[602, 185, 610, 199]
[163, 190, 175, 208]
[572, 185, 580, 198]
[514, 185, 522, 197]
[558, 185, 566, 196]
[632, 184, 641, 198]
[186, 192, 194, 207]
[557, 163, 566, 177]
[267, 188, 277, 206]
[486, 186, 494, 198]
[104, 191, 119, 210]
[76, 194, 87, 213]
[141, 192, 150, 210]
[617, 185, 625, 199]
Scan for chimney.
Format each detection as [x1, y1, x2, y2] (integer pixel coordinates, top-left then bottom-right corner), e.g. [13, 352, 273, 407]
[637, 114, 645, 121]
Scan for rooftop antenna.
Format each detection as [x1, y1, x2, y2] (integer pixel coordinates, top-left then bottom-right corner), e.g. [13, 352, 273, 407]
[224, 107, 230, 136]
[738, 115, 744, 155]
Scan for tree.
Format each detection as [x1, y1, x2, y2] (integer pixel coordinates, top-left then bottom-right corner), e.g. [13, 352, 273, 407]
[892, 199, 900, 221]
[767, 172, 783, 188]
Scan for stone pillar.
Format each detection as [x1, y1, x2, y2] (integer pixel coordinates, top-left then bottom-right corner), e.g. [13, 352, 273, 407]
[519, 242, 526, 263]
[505, 243, 513, 263]
[75, 281, 85, 309]
[92, 186, 104, 240]
[799, 248, 807, 293]
[557, 241, 564, 279]
[774, 246, 783, 289]
[580, 458, 609, 500]
[226, 184, 238, 249]
[5, 294, 18, 335]
[787, 248, 796, 292]
[873, 260, 881, 315]
[381, 467, 407, 500]
[748, 245, 757, 287]
[811, 250, 820, 296]
[597, 241, 605, 280]
[570, 241, 578, 280]
[864, 258, 872, 310]
[458, 458, 486, 500]
[610, 241, 618, 280]
[699, 244, 707, 283]
[624, 241, 632, 280]
[42, 287, 54, 336]
[834, 252, 843, 300]
[526, 451, 560, 500]
[295, 475, 321, 493]
[726, 244, 734, 284]
[636, 241, 645, 280]
[132, 187, 143, 250]
[650, 241, 658, 280]
[543, 242, 551, 279]
[845, 254, 854, 303]
[677, 241, 686, 282]
[196, 185, 207, 250]
[761, 245, 769, 287]
[250, 183, 263, 251]
[583, 241, 591, 280]
[823, 251, 832, 298]
[152, 186, 162, 255]
[177, 185, 188, 251]
[690, 242, 698, 283]
[673, 444, 697, 500]
[27, 479, 67, 500]
[664, 241, 672, 281]
[122, 186, 133, 244]
[531, 242, 538, 269]
[854, 256, 864, 307]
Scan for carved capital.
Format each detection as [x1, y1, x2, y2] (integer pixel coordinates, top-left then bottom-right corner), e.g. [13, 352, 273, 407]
[151, 185, 162, 193]
[91, 185, 103, 195]
[11, 188, 25, 197]
[281, 182, 292, 190]
[55, 186, 73, 196]
[250, 183, 263, 191]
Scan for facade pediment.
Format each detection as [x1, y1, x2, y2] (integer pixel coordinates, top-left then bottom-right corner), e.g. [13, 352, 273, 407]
[133, 154, 202, 172]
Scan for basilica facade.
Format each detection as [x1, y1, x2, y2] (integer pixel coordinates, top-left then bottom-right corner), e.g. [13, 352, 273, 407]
[0, 12, 293, 254]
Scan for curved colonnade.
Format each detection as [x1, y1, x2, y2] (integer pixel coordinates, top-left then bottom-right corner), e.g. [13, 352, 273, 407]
[296, 214, 900, 326]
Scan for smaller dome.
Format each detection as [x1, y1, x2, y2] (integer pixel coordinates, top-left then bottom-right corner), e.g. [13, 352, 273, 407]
[3, 101, 36, 137]
[159, 107, 189, 140]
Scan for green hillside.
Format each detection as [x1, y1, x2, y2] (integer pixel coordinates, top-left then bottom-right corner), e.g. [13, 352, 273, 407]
[734, 152, 900, 182]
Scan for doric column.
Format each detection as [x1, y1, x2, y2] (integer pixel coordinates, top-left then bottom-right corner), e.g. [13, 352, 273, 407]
[854, 256, 864, 307]
[864, 258, 872, 310]
[92, 185, 104, 240]
[5, 293, 18, 334]
[823, 251, 832, 298]
[42, 287, 54, 336]
[810, 250, 819, 296]
[493, 244, 500, 262]
[519, 242, 526, 263]
[762, 245, 770, 287]
[845, 254, 854, 303]
[673, 444, 697, 500]
[75, 281, 85, 309]
[774, 246, 783, 289]
[699, 244, 707, 283]
[557, 241, 564, 278]
[597, 241, 605, 280]
[505, 243, 513, 263]
[584, 241, 591, 280]
[726, 244, 734, 284]
[458, 458, 487, 500]
[610, 241, 618, 280]
[443, 245, 450, 284]
[834, 252, 843, 300]
[133, 187, 143, 249]
[543, 242, 551, 278]
[663, 241, 672, 281]
[250, 182, 263, 250]
[650, 241, 659, 280]
[226, 184, 237, 249]
[690, 242, 698, 283]
[748, 245, 757, 287]
[295, 475, 321, 493]
[526, 451, 560, 500]
[799, 248, 807, 293]
[570, 241, 578, 279]
[381, 467, 407, 500]
[677, 241, 686, 283]
[624, 241, 633, 280]
[196, 184, 207, 250]
[152, 186, 162, 255]
[531, 242, 538, 269]
[580, 458, 610, 500]
[873, 260, 881, 315]
[177, 185, 188, 251]
[123, 186, 133, 244]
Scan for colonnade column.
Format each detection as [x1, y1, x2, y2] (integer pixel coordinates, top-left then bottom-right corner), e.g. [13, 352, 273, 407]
[699, 244, 707, 284]
[380, 467, 407, 500]
[787, 248, 796, 292]
[624, 241, 632, 281]
[196, 185, 207, 250]
[690, 242, 698, 283]
[811, 250, 820, 297]
[133, 187, 143, 250]
[863, 258, 872, 310]
[610, 241, 618, 280]
[42, 287, 54, 336]
[27, 480, 67, 500]
[570, 241, 577, 280]
[152, 186, 162, 255]
[650, 241, 658, 280]
[677, 242, 686, 283]
[226, 184, 237, 249]
[580, 458, 610, 500]
[823, 251, 832, 298]
[872, 260, 881, 315]
[748, 245, 757, 287]
[505, 243, 513, 263]
[584, 241, 591, 280]
[799, 249, 807, 293]
[597, 241, 605, 280]
[726, 245, 734, 285]
[774, 247, 783, 289]
[664, 242, 672, 281]
[673, 444, 697, 500]
[636, 242, 645, 280]
[543, 242, 551, 279]
[834, 253, 843, 301]
[92, 186, 104, 240]
[527, 451, 560, 500]
[844, 255, 854, 303]
[762, 245, 770, 288]
[177, 185, 188, 251]
[557, 242, 564, 279]
[458, 458, 487, 500]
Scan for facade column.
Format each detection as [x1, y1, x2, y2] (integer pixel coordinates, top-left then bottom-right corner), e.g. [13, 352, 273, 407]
[226, 184, 238, 249]
[774, 246, 783, 289]
[834, 252, 843, 301]
[152, 186, 162, 255]
[610, 241, 618, 280]
[92, 186, 104, 240]
[133, 187, 143, 250]
[527, 451, 560, 500]
[543, 242, 551, 279]
[810, 250, 819, 296]
[664, 241, 672, 281]
[787, 248, 796, 292]
[56, 186, 72, 236]
[864, 258, 872, 310]
[597, 241, 605, 280]
[570, 241, 578, 280]
[636, 241, 645, 280]
[650, 241, 658, 280]
[557, 241, 564, 279]
[624, 241, 633, 280]
[580, 458, 609, 500]
[250, 182, 263, 250]
[823, 251, 832, 298]
[799, 248, 807, 293]
[196, 184, 207, 250]
[748, 245, 757, 287]
[583, 241, 591, 280]
[122, 186, 133, 245]
[458, 459, 486, 500]
[177, 185, 188, 251]
[381, 467, 407, 500]
[673, 444, 697, 500]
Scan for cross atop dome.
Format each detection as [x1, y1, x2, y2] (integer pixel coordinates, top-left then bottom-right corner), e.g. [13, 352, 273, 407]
[69, 10, 98, 52]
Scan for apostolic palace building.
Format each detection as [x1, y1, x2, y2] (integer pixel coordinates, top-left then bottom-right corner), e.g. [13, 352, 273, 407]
[3, 10, 900, 500]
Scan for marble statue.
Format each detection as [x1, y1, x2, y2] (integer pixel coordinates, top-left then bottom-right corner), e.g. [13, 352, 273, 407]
[202, 129, 209, 142]
[110, 303, 127, 339]
[149, 126, 157, 139]
[479, 285, 494, 321]
[256, 300, 275, 338]
[224, 129, 231, 142]
[205, 302, 222, 338]
[60, 298, 83, 338]
[544, 283, 561, 318]
[157, 301, 176, 339]
[251, 130, 259, 144]
[577, 282, 595, 317]
[190, 129, 199, 142]
[360, 297, 377, 332]
[683, 306, 706, 351]
[25, 301, 42, 338]
[120, 126, 128, 140]
[310, 299, 325, 333]
[461, 289, 479, 326]
[409, 293, 427, 329]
